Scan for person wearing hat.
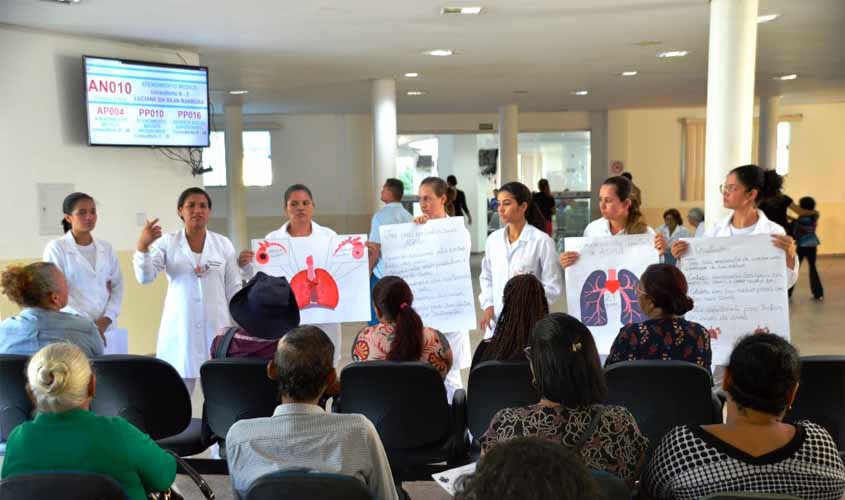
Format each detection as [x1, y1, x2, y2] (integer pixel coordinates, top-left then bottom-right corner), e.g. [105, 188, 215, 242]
[210, 272, 300, 360]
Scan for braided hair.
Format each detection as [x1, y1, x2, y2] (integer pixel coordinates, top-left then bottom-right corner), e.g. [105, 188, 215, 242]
[480, 274, 548, 362]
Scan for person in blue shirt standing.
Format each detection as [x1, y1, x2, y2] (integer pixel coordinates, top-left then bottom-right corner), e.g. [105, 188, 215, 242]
[366, 178, 413, 325]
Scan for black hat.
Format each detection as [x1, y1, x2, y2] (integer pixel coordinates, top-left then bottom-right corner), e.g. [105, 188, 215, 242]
[229, 272, 300, 340]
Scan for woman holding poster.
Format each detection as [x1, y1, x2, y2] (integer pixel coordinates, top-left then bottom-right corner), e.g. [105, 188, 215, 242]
[478, 182, 562, 339]
[670, 165, 798, 288]
[237, 184, 343, 366]
[559, 176, 664, 268]
[413, 176, 472, 401]
[134, 187, 241, 390]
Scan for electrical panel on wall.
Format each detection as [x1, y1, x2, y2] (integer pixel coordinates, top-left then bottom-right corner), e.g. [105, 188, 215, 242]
[38, 183, 74, 236]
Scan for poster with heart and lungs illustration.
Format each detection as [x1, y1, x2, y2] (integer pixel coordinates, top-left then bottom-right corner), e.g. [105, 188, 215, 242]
[564, 234, 660, 354]
[251, 235, 371, 323]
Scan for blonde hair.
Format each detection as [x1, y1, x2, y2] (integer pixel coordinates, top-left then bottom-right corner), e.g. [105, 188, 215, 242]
[0, 262, 62, 308]
[27, 343, 92, 414]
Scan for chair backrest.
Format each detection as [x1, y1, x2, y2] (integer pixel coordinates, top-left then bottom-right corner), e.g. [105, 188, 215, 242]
[0, 355, 32, 441]
[590, 470, 629, 500]
[0, 472, 127, 500]
[604, 360, 721, 451]
[700, 493, 802, 500]
[784, 355, 845, 450]
[90, 355, 191, 440]
[245, 471, 372, 500]
[466, 360, 538, 440]
[339, 361, 450, 449]
[200, 358, 278, 440]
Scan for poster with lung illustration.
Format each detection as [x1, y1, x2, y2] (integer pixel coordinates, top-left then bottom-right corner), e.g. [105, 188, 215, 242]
[564, 234, 659, 354]
[251, 235, 370, 323]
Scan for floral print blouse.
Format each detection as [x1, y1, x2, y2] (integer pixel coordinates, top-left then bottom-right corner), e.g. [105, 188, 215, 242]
[605, 318, 712, 370]
[351, 323, 453, 379]
[479, 403, 649, 483]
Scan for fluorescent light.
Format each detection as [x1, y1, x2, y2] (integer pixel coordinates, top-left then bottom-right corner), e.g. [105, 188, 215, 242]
[621, 70, 638, 76]
[406, 91, 427, 96]
[773, 74, 798, 81]
[441, 6, 484, 14]
[757, 14, 780, 23]
[424, 49, 454, 57]
[403, 72, 420, 78]
[571, 90, 589, 96]
[228, 90, 249, 95]
[657, 50, 689, 58]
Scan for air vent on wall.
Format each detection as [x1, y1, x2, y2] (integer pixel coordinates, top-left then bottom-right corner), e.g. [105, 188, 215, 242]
[478, 123, 494, 131]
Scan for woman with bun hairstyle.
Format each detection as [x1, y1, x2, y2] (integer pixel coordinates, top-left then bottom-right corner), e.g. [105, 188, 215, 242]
[352, 275, 453, 379]
[605, 264, 711, 370]
[2, 343, 177, 500]
[43, 192, 123, 339]
[671, 164, 798, 288]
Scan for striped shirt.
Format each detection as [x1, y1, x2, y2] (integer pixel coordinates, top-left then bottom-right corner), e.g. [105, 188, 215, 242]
[225, 403, 399, 500]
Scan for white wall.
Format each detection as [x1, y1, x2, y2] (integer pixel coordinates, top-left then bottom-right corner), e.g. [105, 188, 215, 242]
[0, 26, 199, 259]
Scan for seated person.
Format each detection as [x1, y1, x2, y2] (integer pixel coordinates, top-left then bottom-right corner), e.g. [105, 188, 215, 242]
[0, 262, 103, 358]
[472, 274, 548, 367]
[642, 334, 845, 500]
[2, 343, 176, 500]
[455, 436, 603, 500]
[210, 272, 300, 360]
[226, 326, 399, 500]
[605, 263, 711, 370]
[479, 313, 648, 485]
[352, 275, 452, 379]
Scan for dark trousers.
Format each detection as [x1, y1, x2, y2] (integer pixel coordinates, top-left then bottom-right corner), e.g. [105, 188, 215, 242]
[789, 246, 824, 299]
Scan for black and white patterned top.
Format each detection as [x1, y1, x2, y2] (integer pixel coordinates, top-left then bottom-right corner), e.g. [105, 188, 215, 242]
[642, 422, 845, 500]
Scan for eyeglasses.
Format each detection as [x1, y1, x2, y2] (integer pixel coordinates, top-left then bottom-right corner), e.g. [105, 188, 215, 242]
[719, 184, 745, 195]
[523, 345, 532, 361]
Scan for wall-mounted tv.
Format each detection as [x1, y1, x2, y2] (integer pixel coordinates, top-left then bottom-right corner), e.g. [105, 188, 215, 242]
[84, 56, 210, 147]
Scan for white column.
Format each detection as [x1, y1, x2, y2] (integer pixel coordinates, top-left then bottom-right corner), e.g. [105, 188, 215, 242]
[758, 95, 780, 171]
[498, 104, 519, 184]
[371, 79, 397, 211]
[590, 111, 609, 221]
[704, 0, 759, 225]
[224, 102, 247, 250]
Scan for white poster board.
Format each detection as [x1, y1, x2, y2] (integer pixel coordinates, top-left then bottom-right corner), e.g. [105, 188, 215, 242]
[564, 234, 659, 354]
[251, 234, 370, 323]
[380, 218, 476, 332]
[679, 234, 790, 366]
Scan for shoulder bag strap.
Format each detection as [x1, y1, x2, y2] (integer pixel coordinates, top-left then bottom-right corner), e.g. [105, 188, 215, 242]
[574, 406, 606, 451]
[214, 326, 240, 359]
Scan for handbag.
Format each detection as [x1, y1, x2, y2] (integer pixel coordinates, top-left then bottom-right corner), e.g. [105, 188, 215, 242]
[149, 450, 215, 500]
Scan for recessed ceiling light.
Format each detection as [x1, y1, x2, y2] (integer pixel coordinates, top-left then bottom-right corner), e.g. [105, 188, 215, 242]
[657, 50, 689, 58]
[441, 6, 484, 14]
[52, 0, 81, 3]
[621, 70, 639, 77]
[423, 49, 454, 57]
[228, 90, 249, 95]
[403, 72, 420, 78]
[634, 40, 662, 47]
[406, 91, 427, 96]
[772, 74, 798, 81]
[757, 14, 780, 23]
[571, 90, 589, 96]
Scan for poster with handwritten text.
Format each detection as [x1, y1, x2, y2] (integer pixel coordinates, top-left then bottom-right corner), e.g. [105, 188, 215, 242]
[380, 218, 476, 332]
[679, 234, 790, 366]
[564, 234, 660, 354]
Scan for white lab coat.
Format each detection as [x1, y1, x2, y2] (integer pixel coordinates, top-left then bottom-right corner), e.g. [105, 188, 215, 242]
[260, 220, 343, 366]
[133, 229, 241, 379]
[582, 218, 656, 237]
[704, 209, 799, 288]
[43, 232, 123, 330]
[478, 223, 563, 339]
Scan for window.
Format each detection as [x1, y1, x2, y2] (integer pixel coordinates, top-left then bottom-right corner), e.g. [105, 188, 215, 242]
[201, 131, 273, 187]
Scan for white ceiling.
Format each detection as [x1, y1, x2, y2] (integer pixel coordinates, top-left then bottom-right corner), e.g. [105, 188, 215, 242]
[2, 0, 844, 114]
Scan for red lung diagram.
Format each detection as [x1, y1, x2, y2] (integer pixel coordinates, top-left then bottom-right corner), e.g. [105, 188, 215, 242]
[580, 268, 645, 326]
[290, 255, 340, 310]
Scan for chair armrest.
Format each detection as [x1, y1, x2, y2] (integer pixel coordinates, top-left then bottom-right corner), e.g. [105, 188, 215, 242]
[449, 389, 469, 462]
[711, 393, 725, 424]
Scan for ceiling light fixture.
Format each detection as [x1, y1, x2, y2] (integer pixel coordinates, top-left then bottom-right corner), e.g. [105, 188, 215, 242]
[441, 6, 484, 14]
[228, 90, 249, 95]
[407, 91, 427, 96]
[571, 90, 589, 96]
[657, 50, 689, 58]
[423, 49, 454, 57]
[403, 72, 420, 78]
[757, 14, 780, 23]
[51, 0, 82, 3]
[772, 74, 798, 81]
[621, 70, 638, 76]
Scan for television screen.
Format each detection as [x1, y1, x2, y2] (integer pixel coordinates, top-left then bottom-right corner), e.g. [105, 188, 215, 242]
[84, 56, 210, 147]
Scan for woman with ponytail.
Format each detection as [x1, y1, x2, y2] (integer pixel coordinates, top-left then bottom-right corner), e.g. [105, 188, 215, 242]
[605, 264, 712, 369]
[478, 182, 562, 339]
[2, 343, 177, 500]
[351, 275, 453, 380]
[43, 192, 123, 339]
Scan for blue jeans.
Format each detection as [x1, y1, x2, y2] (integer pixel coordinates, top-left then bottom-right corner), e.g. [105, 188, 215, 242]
[368, 274, 380, 326]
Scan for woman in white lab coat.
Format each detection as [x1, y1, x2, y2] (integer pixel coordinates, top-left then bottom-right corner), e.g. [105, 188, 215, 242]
[478, 182, 562, 339]
[413, 176, 472, 401]
[237, 184, 343, 366]
[43, 192, 123, 346]
[134, 187, 241, 388]
[559, 176, 665, 269]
